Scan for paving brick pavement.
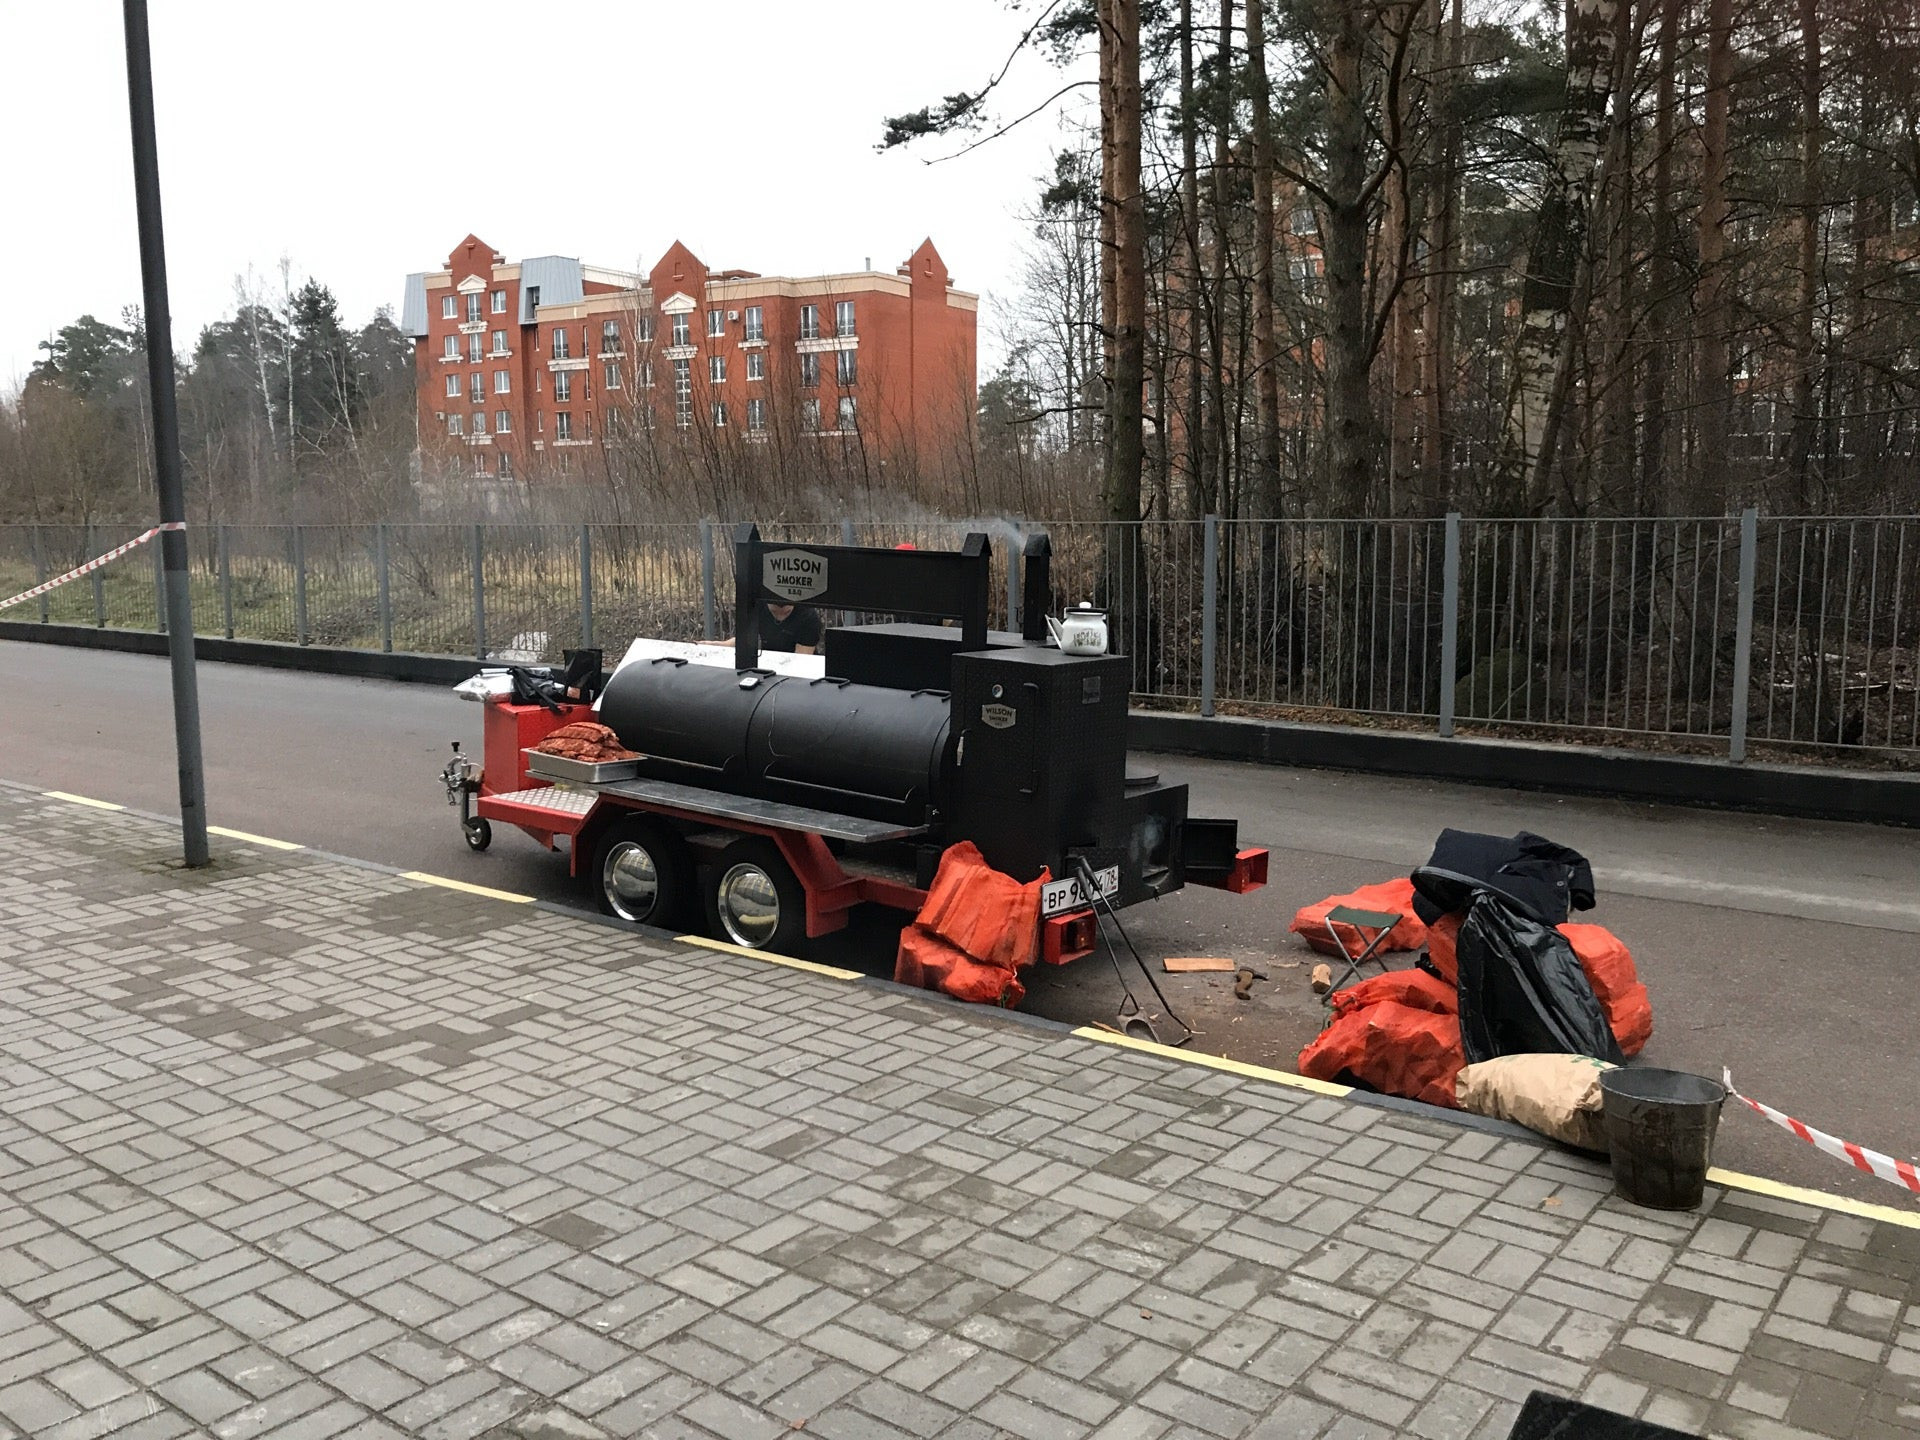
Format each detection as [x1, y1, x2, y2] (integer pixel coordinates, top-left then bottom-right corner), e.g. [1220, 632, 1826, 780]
[0, 783, 1916, 1440]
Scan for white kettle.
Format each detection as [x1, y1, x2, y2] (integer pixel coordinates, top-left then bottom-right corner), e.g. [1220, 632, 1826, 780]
[1046, 602, 1109, 655]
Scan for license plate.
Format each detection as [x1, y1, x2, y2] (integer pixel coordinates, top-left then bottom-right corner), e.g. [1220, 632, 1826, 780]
[1041, 866, 1119, 917]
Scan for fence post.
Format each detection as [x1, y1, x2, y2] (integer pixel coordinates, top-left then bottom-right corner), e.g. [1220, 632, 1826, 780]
[1438, 512, 1461, 737]
[376, 524, 392, 654]
[153, 535, 167, 633]
[33, 526, 48, 624]
[840, 518, 856, 547]
[293, 524, 308, 646]
[90, 525, 106, 627]
[219, 524, 233, 639]
[700, 519, 717, 641]
[579, 523, 593, 649]
[1202, 515, 1219, 717]
[1729, 507, 1759, 763]
[472, 522, 486, 661]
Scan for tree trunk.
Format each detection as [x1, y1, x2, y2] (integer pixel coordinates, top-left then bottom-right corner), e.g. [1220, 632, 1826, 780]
[1421, 0, 1462, 509]
[1495, 0, 1623, 513]
[1693, 0, 1734, 511]
[1323, 0, 1375, 514]
[1180, 0, 1210, 516]
[1247, 0, 1284, 517]
[1208, 0, 1233, 516]
[1101, 0, 1150, 680]
[1638, 0, 1681, 513]
[1786, 0, 1821, 508]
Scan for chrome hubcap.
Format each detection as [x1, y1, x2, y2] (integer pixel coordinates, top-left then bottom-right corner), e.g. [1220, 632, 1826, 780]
[604, 841, 660, 922]
[716, 863, 781, 947]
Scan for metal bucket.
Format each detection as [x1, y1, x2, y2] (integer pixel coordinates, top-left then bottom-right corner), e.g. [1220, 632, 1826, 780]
[1599, 1067, 1728, 1210]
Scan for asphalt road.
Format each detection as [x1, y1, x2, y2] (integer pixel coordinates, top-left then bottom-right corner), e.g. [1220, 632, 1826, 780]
[3, 638, 1915, 1207]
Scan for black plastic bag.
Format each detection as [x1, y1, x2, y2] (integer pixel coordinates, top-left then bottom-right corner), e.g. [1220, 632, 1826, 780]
[1411, 829, 1595, 925]
[1413, 867, 1622, 1067]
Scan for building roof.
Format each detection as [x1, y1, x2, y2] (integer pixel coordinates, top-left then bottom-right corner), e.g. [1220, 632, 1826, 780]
[400, 273, 429, 338]
[518, 256, 584, 324]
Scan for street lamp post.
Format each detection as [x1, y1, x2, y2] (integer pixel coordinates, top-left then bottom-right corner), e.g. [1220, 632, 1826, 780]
[122, 0, 210, 867]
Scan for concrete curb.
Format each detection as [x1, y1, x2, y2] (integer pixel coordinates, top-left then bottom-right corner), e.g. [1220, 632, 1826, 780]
[6, 621, 1913, 828]
[1129, 710, 1920, 829]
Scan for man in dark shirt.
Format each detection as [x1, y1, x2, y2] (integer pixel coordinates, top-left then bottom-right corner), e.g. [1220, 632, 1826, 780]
[759, 602, 823, 654]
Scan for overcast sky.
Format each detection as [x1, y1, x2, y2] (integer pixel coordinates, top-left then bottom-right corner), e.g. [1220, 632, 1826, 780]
[0, 1, 1097, 392]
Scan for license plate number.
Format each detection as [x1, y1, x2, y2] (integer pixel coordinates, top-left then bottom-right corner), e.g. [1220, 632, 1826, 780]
[1042, 866, 1119, 917]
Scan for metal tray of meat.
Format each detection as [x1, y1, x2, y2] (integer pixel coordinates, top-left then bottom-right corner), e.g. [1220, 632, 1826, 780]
[525, 749, 642, 785]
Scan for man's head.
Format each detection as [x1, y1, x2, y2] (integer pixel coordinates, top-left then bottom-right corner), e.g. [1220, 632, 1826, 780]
[768, 602, 795, 620]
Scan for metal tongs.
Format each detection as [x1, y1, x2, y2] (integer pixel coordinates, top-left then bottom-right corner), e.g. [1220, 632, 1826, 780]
[1071, 856, 1193, 1047]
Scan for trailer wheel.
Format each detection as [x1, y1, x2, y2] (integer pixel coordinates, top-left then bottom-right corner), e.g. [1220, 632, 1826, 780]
[706, 838, 805, 953]
[592, 818, 691, 930]
[463, 818, 492, 852]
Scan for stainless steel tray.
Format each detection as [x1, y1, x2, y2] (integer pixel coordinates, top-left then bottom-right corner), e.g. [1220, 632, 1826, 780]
[525, 749, 641, 784]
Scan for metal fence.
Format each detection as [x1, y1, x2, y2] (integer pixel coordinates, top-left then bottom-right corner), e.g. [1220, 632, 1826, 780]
[3, 513, 1915, 763]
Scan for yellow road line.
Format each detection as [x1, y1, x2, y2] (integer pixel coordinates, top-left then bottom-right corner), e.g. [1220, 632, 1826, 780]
[675, 933, 862, 980]
[45, 790, 124, 811]
[1708, 1166, 1920, 1230]
[1073, 1025, 1353, 1097]
[207, 825, 304, 852]
[399, 871, 535, 904]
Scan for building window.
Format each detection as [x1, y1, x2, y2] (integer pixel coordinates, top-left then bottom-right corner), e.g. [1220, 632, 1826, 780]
[552, 329, 571, 360]
[744, 305, 763, 342]
[799, 304, 819, 341]
[445, 374, 461, 398]
[637, 315, 654, 343]
[442, 335, 457, 360]
[556, 412, 573, 441]
[835, 300, 855, 337]
[640, 361, 654, 388]
[466, 293, 482, 324]
[709, 354, 726, 385]
[600, 319, 621, 354]
[1291, 204, 1317, 235]
[605, 362, 621, 390]
[472, 410, 487, 435]
[801, 398, 820, 432]
[746, 351, 765, 382]
[836, 350, 857, 387]
[440, 296, 456, 320]
[467, 334, 483, 363]
[499, 453, 512, 478]
[526, 285, 541, 310]
[747, 397, 767, 432]
[605, 407, 620, 437]
[468, 372, 484, 403]
[496, 409, 511, 433]
[475, 453, 490, 474]
[670, 313, 690, 347]
[491, 330, 507, 355]
[837, 396, 857, 431]
[492, 289, 507, 314]
[799, 352, 819, 388]
[708, 309, 725, 338]
[712, 401, 727, 428]
[555, 371, 572, 402]
[448, 414, 463, 436]
[673, 357, 692, 428]
[494, 370, 510, 394]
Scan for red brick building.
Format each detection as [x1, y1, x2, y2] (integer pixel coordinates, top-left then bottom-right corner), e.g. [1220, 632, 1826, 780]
[402, 235, 978, 481]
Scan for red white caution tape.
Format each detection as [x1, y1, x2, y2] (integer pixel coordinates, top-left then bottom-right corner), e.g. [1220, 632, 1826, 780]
[0, 522, 186, 613]
[1724, 1069, 1920, 1196]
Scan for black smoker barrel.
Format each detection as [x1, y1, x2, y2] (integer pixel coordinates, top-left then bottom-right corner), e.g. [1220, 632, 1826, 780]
[599, 659, 953, 824]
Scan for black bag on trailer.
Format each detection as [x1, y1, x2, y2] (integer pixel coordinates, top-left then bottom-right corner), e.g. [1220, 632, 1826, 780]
[1410, 829, 1596, 925]
[1413, 867, 1622, 1066]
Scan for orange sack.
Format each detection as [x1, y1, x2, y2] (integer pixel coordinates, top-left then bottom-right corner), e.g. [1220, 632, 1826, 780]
[894, 842, 1043, 1006]
[1298, 1001, 1465, 1108]
[1330, 966, 1458, 1020]
[1424, 912, 1462, 985]
[1559, 923, 1653, 1057]
[1291, 878, 1428, 959]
